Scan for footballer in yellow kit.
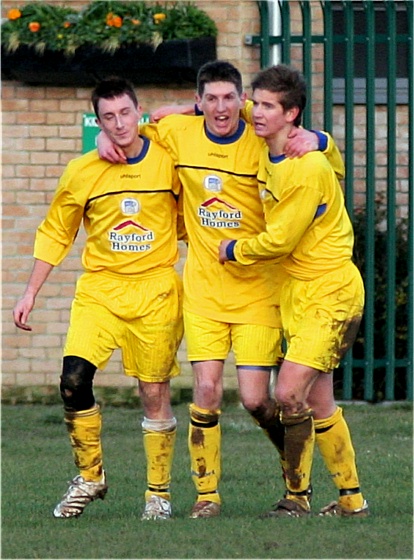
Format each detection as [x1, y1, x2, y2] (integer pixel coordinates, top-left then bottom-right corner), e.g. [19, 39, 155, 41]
[13, 78, 185, 521]
[231, 148, 364, 370]
[35, 136, 184, 378]
[220, 64, 367, 517]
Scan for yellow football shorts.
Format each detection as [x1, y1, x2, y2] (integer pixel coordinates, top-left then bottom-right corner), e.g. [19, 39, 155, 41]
[64, 268, 183, 382]
[184, 310, 283, 367]
[281, 261, 364, 373]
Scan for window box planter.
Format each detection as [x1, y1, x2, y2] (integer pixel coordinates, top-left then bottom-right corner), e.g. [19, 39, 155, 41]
[1, 36, 216, 86]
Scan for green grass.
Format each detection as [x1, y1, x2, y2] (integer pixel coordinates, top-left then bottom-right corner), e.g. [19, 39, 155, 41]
[1, 402, 413, 559]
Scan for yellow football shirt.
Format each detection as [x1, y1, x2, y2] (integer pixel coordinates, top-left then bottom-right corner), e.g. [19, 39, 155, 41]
[34, 137, 182, 276]
[142, 116, 282, 327]
[233, 149, 355, 280]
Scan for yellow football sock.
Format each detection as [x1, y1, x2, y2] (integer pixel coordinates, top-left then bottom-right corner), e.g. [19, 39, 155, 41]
[281, 409, 314, 508]
[64, 404, 103, 482]
[142, 417, 177, 502]
[315, 406, 364, 510]
[188, 403, 221, 505]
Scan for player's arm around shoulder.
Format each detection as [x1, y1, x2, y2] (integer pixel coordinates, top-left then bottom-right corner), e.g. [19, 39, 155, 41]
[311, 130, 345, 180]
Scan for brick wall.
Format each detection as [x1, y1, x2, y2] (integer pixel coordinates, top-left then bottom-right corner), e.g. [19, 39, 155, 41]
[1, 0, 261, 393]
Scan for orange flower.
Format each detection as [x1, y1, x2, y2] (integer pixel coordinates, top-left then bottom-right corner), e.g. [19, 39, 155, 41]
[111, 15, 122, 27]
[63, 21, 71, 28]
[131, 19, 141, 25]
[153, 13, 166, 24]
[28, 21, 41, 32]
[8, 8, 21, 20]
[106, 12, 122, 27]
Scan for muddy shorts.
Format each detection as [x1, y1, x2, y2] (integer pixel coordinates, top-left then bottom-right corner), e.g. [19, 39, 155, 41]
[281, 261, 364, 372]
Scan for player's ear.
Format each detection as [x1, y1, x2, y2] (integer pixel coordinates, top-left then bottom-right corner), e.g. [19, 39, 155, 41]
[195, 93, 202, 113]
[286, 106, 300, 123]
[240, 91, 247, 107]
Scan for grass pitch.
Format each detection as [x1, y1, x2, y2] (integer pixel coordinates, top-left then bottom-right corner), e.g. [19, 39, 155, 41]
[1, 401, 412, 559]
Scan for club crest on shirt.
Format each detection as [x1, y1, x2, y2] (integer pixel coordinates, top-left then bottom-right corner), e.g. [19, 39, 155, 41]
[260, 188, 269, 200]
[203, 174, 223, 193]
[121, 198, 140, 215]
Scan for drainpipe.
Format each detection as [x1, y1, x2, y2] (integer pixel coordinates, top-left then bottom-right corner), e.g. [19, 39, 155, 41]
[244, 1, 282, 68]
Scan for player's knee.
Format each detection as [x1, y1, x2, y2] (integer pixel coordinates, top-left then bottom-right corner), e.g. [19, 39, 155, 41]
[247, 400, 280, 427]
[194, 380, 221, 408]
[242, 395, 270, 415]
[275, 386, 307, 415]
[280, 407, 313, 426]
[60, 356, 96, 411]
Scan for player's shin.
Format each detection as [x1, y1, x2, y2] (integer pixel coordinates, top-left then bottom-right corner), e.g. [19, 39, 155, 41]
[281, 408, 314, 510]
[142, 417, 177, 501]
[188, 403, 221, 505]
[64, 404, 103, 481]
[250, 400, 287, 472]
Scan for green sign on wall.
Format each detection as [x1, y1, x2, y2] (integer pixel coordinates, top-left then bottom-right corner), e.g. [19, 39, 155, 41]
[82, 112, 150, 153]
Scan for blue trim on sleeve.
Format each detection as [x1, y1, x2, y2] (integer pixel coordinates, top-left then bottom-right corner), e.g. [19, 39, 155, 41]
[311, 130, 328, 152]
[226, 240, 237, 261]
[314, 203, 327, 219]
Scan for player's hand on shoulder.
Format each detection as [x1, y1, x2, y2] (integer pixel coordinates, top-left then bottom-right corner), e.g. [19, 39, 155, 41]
[150, 104, 196, 122]
[96, 131, 127, 163]
[285, 127, 319, 158]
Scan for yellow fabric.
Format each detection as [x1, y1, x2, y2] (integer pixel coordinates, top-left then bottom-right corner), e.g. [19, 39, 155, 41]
[141, 117, 283, 327]
[34, 140, 183, 274]
[281, 262, 364, 372]
[64, 405, 103, 481]
[234, 149, 354, 279]
[64, 268, 183, 381]
[183, 310, 283, 366]
[315, 406, 364, 510]
[143, 427, 176, 499]
[188, 404, 222, 502]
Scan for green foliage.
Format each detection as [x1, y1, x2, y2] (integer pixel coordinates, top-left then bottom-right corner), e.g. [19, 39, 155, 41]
[1, 403, 413, 558]
[1, 1, 218, 55]
[349, 203, 409, 400]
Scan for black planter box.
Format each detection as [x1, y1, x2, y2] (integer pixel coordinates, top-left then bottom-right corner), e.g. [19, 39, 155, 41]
[1, 37, 216, 86]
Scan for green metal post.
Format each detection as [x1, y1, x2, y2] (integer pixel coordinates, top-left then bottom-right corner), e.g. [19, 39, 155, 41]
[341, 0, 356, 399]
[385, 0, 397, 399]
[257, 1, 271, 68]
[406, 0, 413, 401]
[300, 1, 312, 129]
[280, 0, 291, 64]
[363, 0, 376, 401]
[322, 0, 333, 132]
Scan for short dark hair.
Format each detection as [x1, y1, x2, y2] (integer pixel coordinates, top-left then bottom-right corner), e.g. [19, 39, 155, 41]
[91, 77, 138, 118]
[251, 64, 307, 126]
[197, 60, 243, 97]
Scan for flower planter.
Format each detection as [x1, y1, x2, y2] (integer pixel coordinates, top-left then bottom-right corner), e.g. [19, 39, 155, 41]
[1, 37, 216, 86]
